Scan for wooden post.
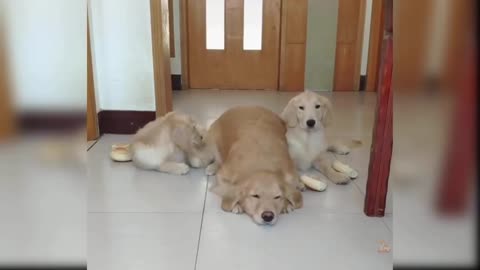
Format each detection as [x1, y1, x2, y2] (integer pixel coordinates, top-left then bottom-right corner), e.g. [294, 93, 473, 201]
[0, 9, 16, 141]
[87, 11, 99, 141]
[150, 0, 173, 117]
[364, 0, 392, 217]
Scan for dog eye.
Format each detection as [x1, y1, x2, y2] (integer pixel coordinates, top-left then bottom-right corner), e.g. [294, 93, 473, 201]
[251, 194, 260, 198]
[315, 105, 320, 109]
[299, 106, 304, 110]
[274, 195, 281, 199]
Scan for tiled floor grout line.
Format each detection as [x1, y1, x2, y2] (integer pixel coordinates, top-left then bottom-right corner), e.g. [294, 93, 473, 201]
[87, 135, 103, 151]
[193, 176, 209, 270]
[381, 214, 392, 233]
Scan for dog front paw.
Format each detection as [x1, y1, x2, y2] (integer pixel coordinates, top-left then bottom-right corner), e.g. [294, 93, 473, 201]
[297, 182, 307, 192]
[329, 171, 350, 185]
[205, 163, 218, 176]
[282, 204, 295, 214]
[172, 163, 190, 175]
[231, 204, 243, 214]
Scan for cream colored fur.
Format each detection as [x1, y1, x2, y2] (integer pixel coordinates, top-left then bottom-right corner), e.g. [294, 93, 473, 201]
[131, 112, 213, 175]
[281, 91, 359, 184]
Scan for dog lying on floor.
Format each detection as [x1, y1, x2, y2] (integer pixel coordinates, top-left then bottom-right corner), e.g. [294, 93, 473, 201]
[281, 91, 361, 184]
[129, 111, 213, 175]
[205, 106, 304, 225]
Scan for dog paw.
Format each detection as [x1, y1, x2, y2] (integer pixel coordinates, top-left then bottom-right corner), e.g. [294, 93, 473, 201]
[282, 204, 295, 214]
[329, 171, 350, 185]
[297, 182, 307, 192]
[332, 160, 358, 179]
[172, 163, 190, 175]
[329, 145, 350, 155]
[205, 163, 218, 176]
[231, 204, 243, 214]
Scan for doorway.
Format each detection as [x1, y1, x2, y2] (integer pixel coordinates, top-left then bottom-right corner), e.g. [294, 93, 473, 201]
[187, 0, 282, 90]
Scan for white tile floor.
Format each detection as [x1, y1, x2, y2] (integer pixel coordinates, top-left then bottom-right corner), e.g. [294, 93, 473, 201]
[87, 90, 392, 270]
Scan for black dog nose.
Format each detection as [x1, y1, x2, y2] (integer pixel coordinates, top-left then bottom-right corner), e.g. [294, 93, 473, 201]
[306, 119, 316, 127]
[261, 211, 275, 222]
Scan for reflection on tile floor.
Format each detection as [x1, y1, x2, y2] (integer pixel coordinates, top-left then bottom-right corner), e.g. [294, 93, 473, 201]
[88, 90, 392, 270]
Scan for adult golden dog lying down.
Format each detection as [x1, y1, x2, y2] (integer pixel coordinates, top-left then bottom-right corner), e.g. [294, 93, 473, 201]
[205, 106, 304, 225]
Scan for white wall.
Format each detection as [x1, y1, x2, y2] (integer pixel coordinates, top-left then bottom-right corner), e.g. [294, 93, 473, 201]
[2, 0, 86, 111]
[170, 0, 182, 74]
[89, 0, 181, 111]
[89, 0, 155, 111]
[360, 0, 372, 75]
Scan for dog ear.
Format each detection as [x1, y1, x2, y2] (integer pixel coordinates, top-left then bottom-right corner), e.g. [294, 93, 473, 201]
[318, 96, 333, 127]
[281, 98, 298, 128]
[282, 184, 303, 210]
[172, 124, 191, 149]
[191, 124, 205, 147]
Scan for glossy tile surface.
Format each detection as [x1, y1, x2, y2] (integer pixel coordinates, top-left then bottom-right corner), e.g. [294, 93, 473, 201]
[86, 90, 392, 270]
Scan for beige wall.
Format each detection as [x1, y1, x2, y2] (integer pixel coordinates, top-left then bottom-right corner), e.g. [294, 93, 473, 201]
[304, 0, 339, 90]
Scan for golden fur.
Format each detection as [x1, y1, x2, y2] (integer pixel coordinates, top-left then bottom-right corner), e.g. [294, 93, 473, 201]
[131, 111, 213, 174]
[206, 106, 303, 225]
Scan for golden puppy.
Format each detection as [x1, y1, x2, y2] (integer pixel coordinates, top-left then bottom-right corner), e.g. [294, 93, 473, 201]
[131, 112, 213, 175]
[206, 106, 303, 225]
[281, 91, 360, 184]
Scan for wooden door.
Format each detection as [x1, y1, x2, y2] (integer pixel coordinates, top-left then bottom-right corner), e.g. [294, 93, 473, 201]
[187, 0, 281, 90]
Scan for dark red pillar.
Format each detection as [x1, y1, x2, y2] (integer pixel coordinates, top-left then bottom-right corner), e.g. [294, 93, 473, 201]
[364, 0, 393, 217]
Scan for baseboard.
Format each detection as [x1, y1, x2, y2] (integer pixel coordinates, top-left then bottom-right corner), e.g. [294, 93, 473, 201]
[359, 75, 367, 91]
[18, 111, 85, 133]
[98, 110, 155, 135]
[172, 74, 182, 90]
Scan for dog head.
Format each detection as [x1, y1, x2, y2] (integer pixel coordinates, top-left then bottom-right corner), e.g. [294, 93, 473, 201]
[220, 171, 303, 225]
[280, 91, 333, 130]
[172, 113, 206, 150]
[170, 114, 213, 167]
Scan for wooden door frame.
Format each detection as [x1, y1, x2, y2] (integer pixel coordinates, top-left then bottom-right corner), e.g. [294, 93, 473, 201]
[179, 0, 189, 89]
[0, 8, 16, 140]
[87, 9, 99, 141]
[333, 0, 366, 91]
[365, 0, 384, 92]
[278, 0, 308, 91]
[178, 0, 306, 91]
[150, 0, 173, 116]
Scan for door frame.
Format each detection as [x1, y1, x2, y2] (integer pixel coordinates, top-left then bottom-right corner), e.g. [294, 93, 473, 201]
[0, 8, 16, 140]
[365, 0, 384, 92]
[333, 0, 366, 91]
[87, 10, 99, 141]
[150, 0, 173, 117]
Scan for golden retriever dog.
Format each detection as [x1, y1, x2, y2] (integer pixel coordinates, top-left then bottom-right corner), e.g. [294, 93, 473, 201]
[281, 91, 360, 184]
[205, 106, 304, 225]
[131, 111, 213, 175]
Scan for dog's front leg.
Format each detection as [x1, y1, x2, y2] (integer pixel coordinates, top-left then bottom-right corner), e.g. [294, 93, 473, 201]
[205, 162, 219, 176]
[221, 196, 243, 214]
[313, 153, 350, 185]
[327, 142, 351, 155]
[157, 162, 190, 175]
